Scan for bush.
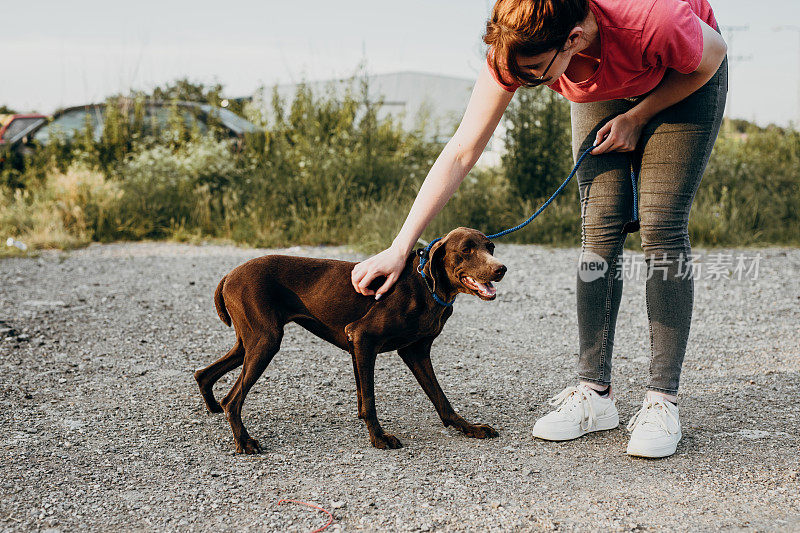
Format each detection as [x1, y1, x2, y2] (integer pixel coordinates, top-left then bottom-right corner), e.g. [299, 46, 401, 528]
[228, 78, 441, 249]
[109, 137, 239, 240]
[0, 164, 120, 252]
[691, 125, 800, 246]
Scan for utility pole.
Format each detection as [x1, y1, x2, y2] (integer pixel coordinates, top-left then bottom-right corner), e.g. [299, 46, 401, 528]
[774, 25, 800, 130]
[720, 25, 752, 131]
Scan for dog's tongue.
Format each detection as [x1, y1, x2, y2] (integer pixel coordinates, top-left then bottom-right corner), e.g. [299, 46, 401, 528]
[466, 276, 496, 297]
[478, 281, 496, 298]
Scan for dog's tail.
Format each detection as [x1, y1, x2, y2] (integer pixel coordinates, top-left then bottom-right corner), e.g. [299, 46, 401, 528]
[214, 275, 232, 327]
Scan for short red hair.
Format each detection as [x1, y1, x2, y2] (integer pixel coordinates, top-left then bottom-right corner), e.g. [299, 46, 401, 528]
[484, 0, 589, 88]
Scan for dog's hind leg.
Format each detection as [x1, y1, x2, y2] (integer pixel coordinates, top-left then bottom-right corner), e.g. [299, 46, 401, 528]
[398, 338, 498, 439]
[222, 331, 283, 454]
[195, 337, 244, 413]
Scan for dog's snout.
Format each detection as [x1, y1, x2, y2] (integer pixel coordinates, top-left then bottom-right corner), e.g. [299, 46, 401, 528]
[494, 264, 507, 279]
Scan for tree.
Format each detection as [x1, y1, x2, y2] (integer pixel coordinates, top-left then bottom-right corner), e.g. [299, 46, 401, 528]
[147, 78, 244, 115]
[502, 87, 573, 200]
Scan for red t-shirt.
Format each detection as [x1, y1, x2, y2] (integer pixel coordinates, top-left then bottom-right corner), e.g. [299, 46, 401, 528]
[488, 0, 719, 102]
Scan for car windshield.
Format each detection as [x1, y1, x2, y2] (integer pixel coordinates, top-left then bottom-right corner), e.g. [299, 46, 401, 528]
[200, 104, 259, 134]
[142, 105, 208, 136]
[2, 117, 45, 142]
[33, 108, 103, 145]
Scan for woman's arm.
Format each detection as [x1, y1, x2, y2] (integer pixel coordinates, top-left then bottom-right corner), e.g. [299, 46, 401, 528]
[351, 60, 515, 297]
[592, 17, 727, 154]
[390, 61, 515, 257]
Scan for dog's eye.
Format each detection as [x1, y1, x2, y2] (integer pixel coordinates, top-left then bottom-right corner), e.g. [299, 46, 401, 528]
[461, 246, 473, 254]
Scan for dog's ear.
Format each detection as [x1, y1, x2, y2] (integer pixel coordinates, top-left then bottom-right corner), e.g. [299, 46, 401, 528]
[423, 236, 449, 294]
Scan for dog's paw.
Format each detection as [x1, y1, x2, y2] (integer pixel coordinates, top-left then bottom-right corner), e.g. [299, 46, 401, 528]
[371, 433, 403, 450]
[235, 438, 263, 454]
[462, 423, 499, 439]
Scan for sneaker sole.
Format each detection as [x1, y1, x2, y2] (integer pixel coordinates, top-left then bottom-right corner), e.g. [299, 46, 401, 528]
[532, 412, 620, 441]
[626, 433, 682, 458]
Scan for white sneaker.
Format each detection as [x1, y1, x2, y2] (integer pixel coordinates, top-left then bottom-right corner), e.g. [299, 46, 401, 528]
[626, 395, 682, 458]
[532, 383, 619, 441]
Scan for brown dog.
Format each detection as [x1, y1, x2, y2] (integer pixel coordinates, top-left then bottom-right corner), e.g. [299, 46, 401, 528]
[194, 227, 507, 453]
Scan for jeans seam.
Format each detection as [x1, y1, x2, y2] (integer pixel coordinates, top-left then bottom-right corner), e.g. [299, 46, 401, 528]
[599, 237, 625, 383]
[646, 256, 656, 389]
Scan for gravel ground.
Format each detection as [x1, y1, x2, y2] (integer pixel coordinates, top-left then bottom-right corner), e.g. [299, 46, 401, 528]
[1, 241, 798, 532]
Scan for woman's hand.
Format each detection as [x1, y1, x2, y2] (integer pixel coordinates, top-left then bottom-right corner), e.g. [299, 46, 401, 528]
[351, 245, 408, 300]
[590, 111, 646, 155]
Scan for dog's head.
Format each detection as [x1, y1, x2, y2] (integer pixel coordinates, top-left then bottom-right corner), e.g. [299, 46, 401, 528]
[422, 227, 507, 301]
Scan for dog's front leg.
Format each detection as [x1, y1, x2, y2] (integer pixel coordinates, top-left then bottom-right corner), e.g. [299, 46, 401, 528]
[347, 338, 363, 419]
[398, 338, 499, 439]
[349, 334, 402, 450]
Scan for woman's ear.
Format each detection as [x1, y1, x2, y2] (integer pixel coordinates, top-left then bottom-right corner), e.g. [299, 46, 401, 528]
[566, 28, 582, 51]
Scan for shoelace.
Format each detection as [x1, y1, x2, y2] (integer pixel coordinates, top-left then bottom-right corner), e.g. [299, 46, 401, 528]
[626, 397, 679, 434]
[548, 385, 597, 432]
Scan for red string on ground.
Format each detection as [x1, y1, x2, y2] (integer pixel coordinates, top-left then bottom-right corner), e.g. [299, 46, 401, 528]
[276, 499, 334, 533]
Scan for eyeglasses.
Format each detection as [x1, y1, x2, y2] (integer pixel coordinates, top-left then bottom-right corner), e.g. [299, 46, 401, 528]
[525, 46, 561, 87]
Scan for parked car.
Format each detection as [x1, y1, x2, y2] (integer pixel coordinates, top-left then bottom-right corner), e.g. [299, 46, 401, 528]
[12, 101, 259, 151]
[0, 113, 48, 145]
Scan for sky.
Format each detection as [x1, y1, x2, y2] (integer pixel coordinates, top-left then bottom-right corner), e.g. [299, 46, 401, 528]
[2, 0, 799, 128]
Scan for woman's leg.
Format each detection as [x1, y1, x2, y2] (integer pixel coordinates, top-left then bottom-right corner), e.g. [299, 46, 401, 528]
[530, 103, 636, 442]
[569, 98, 638, 390]
[633, 56, 729, 398]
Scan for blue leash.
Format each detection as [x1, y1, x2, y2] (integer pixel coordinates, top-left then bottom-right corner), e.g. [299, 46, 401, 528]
[417, 146, 640, 306]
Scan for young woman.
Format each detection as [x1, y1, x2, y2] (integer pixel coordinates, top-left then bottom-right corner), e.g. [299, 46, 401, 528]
[350, 0, 728, 458]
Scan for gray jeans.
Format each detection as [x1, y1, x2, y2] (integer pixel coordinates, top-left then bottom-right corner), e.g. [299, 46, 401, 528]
[569, 55, 728, 396]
